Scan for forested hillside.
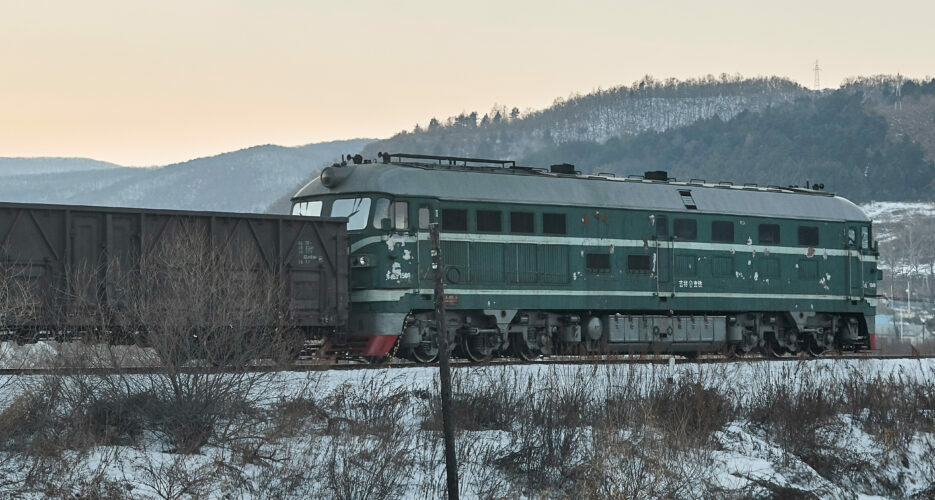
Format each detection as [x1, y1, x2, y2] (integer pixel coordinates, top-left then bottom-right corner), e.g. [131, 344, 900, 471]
[521, 87, 935, 203]
[362, 75, 807, 161]
[357, 75, 935, 204]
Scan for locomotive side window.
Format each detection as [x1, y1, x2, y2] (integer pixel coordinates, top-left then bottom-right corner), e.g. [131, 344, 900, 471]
[711, 221, 734, 243]
[372, 199, 390, 228]
[586, 253, 611, 273]
[673, 218, 697, 241]
[330, 197, 371, 231]
[627, 254, 652, 273]
[758, 224, 780, 244]
[441, 209, 468, 231]
[798, 226, 819, 246]
[372, 199, 409, 230]
[418, 207, 430, 230]
[394, 201, 409, 229]
[476, 210, 502, 232]
[510, 212, 534, 234]
[654, 215, 668, 238]
[543, 213, 566, 235]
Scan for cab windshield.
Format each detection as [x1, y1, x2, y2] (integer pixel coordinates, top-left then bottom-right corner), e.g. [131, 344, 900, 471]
[330, 197, 371, 230]
[291, 200, 322, 216]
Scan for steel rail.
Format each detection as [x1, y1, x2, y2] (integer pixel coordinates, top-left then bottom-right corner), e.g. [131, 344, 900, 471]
[1, 353, 932, 376]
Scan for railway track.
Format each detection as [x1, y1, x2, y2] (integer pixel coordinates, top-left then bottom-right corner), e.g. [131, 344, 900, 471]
[1, 352, 932, 376]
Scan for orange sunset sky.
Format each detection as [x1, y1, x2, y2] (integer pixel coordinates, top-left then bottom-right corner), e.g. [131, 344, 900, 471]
[1, 0, 932, 166]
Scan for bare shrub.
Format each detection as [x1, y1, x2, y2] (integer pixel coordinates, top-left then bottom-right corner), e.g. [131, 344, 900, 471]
[323, 373, 412, 437]
[748, 365, 840, 444]
[603, 367, 734, 448]
[0, 255, 42, 336]
[324, 431, 416, 500]
[493, 366, 596, 493]
[0, 225, 298, 459]
[420, 366, 527, 432]
[223, 439, 325, 499]
[99, 227, 295, 453]
[575, 423, 717, 499]
[131, 449, 215, 499]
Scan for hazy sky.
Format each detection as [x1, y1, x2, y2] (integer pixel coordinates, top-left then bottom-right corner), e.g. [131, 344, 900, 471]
[1, 0, 932, 166]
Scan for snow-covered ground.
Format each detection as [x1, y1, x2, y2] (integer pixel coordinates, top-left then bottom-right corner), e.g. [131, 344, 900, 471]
[1, 358, 933, 498]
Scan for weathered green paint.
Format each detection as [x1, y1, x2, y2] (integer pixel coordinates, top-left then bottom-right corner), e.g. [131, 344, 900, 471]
[292, 161, 877, 337]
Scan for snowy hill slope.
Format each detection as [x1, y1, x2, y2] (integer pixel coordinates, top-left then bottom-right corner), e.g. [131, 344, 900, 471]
[0, 139, 372, 213]
[362, 76, 807, 160]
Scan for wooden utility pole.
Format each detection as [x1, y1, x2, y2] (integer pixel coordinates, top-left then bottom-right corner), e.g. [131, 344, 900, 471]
[429, 223, 459, 499]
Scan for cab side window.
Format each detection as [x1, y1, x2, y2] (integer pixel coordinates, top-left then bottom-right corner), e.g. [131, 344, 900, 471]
[654, 215, 668, 239]
[373, 199, 409, 230]
[393, 201, 409, 230]
[418, 207, 431, 230]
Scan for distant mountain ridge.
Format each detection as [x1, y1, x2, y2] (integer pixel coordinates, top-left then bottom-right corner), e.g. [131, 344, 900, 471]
[0, 157, 123, 177]
[0, 139, 374, 213]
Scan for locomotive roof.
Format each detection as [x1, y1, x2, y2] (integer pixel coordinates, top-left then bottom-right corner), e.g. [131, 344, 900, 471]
[293, 160, 870, 223]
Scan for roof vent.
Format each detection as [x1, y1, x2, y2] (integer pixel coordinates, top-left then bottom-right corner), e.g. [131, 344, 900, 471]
[644, 170, 668, 181]
[550, 163, 577, 174]
[678, 189, 697, 210]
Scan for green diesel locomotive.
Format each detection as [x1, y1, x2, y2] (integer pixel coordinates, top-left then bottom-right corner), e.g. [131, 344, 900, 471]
[291, 153, 879, 362]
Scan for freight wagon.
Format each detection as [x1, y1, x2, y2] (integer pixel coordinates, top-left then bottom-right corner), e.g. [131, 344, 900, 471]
[0, 202, 348, 350]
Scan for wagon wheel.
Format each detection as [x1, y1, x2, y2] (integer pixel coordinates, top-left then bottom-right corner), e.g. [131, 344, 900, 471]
[273, 329, 306, 367]
[461, 333, 494, 363]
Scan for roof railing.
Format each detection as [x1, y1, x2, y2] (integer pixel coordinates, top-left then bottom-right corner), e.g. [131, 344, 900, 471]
[384, 152, 515, 168]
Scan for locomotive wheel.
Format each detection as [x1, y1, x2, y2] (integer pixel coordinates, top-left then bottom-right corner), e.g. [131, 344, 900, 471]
[763, 338, 784, 358]
[410, 342, 439, 364]
[512, 335, 538, 362]
[806, 336, 827, 357]
[461, 334, 494, 363]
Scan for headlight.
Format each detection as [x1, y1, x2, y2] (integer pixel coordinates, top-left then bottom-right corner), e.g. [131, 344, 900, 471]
[352, 254, 373, 268]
